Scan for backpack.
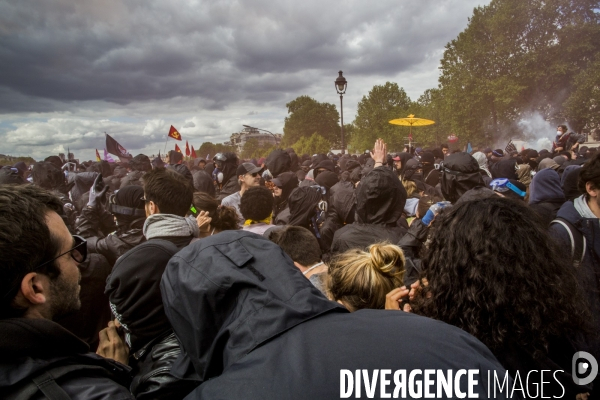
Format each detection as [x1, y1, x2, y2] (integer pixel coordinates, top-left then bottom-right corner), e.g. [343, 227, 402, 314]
[550, 217, 586, 267]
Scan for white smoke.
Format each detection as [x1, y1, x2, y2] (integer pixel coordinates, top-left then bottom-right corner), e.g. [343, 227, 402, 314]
[516, 112, 555, 151]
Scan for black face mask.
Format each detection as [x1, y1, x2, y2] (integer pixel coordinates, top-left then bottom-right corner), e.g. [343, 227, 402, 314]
[411, 172, 424, 182]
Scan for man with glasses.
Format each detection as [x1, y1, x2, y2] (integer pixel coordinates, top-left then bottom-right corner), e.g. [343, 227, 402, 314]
[221, 162, 263, 227]
[0, 185, 133, 399]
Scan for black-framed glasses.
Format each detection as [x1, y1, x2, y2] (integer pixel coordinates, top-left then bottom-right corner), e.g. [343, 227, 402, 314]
[35, 235, 88, 270]
[249, 172, 260, 177]
[141, 196, 151, 203]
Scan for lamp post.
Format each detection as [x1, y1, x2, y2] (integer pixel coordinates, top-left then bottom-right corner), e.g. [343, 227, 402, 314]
[335, 71, 347, 154]
[242, 124, 280, 146]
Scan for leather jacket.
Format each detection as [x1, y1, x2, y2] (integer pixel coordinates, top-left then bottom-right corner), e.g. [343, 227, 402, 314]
[130, 331, 199, 400]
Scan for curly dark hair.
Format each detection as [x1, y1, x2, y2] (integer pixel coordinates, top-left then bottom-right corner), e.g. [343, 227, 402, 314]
[413, 197, 591, 356]
[240, 186, 273, 221]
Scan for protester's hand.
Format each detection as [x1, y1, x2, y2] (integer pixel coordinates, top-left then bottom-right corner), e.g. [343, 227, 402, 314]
[371, 139, 387, 164]
[97, 320, 129, 365]
[385, 287, 411, 311]
[196, 211, 212, 233]
[421, 201, 451, 226]
[87, 173, 108, 209]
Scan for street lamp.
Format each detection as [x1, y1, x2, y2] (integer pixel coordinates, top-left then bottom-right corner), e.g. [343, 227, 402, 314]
[335, 71, 347, 154]
[242, 124, 280, 146]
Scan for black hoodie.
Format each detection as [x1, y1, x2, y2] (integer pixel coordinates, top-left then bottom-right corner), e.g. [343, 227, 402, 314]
[160, 231, 512, 399]
[331, 167, 407, 254]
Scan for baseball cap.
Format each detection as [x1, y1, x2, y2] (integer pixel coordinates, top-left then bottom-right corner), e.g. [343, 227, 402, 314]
[236, 162, 263, 176]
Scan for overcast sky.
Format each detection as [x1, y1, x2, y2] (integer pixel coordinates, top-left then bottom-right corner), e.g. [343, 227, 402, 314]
[0, 0, 489, 161]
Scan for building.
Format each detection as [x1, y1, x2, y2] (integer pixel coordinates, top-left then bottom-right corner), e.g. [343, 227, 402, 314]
[229, 127, 282, 152]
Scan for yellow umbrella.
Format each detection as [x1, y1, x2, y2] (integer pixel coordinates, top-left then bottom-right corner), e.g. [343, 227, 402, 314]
[389, 114, 435, 140]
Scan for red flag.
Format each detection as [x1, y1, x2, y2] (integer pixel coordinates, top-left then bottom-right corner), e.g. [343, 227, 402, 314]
[185, 140, 190, 157]
[191, 145, 197, 159]
[95, 149, 101, 162]
[168, 125, 182, 141]
[175, 144, 182, 153]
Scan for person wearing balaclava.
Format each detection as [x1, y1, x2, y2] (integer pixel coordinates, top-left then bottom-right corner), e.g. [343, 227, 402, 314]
[265, 149, 292, 179]
[76, 183, 147, 267]
[283, 186, 330, 253]
[215, 152, 240, 201]
[440, 152, 485, 204]
[331, 139, 408, 255]
[272, 171, 299, 224]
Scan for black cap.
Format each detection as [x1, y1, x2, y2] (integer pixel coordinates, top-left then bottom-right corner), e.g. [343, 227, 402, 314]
[236, 162, 263, 176]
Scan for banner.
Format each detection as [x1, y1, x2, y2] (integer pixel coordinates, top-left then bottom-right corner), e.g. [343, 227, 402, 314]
[168, 125, 182, 141]
[175, 144, 182, 153]
[505, 140, 517, 154]
[191, 145, 197, 159]
[95, 149, 101, 162]
[105, 133, 132, 159]
[185, 140, 190, 157]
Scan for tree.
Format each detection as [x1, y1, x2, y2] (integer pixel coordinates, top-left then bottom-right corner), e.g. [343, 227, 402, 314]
[565, 54, 600, 132]
[350, 82, 413, 152]
[291, 133, 331, 156]
[241, 138, 261, 159]
[197, 142, 236, 159]
[282, 96, 340, 147]
[435, 0, 600, 144]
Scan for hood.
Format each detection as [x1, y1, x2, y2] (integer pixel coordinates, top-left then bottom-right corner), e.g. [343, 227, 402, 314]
[440, 152, 484, 203]
[315, 170, 339, 189]
[70, 171, 98, 203]
[395, 152, 412, 177]
[490, 158, 518, 180]
[160, 231, 344, 383]
[313, 159, 335, 173]
[288, 186, 322, 228]
[561, 166, 583, 201]
[193, 170, 216, 197]
[556, 199, 583, 226]
[274, 171, 299, 205]
[266, 149, 291, 178]
[528, 168, 565, 205]
[356, 167, 407, 225]
[106, 240, 178, 351]
[330, 181, 356, 223]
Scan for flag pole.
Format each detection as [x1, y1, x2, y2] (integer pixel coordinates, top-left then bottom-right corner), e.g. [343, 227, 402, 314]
[163, 136, 169, 155]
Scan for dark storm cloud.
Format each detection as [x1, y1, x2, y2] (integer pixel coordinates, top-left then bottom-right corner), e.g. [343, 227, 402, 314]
[0, 0, 482, 112]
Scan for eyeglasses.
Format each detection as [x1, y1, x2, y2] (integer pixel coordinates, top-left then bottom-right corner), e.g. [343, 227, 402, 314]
[141, 196, 151, 203]
[35, 235, 88, 270]
[249, 172, 260, 177]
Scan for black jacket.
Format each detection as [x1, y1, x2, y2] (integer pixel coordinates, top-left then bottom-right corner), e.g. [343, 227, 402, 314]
[130, 331, 198, 400]
[160, 231, 512, 399]
[0, 318, 133, 400]
[76, 207, 146, 266]
[331, 167, 407, 253]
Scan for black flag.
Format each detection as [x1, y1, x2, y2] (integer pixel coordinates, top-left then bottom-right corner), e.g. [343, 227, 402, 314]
[105, 133, 132, 160]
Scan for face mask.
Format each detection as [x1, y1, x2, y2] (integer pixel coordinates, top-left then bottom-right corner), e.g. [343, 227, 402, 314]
[557, 131, 562, 135]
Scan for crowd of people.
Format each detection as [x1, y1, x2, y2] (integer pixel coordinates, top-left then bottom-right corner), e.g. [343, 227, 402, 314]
[1, 126, 599, 399]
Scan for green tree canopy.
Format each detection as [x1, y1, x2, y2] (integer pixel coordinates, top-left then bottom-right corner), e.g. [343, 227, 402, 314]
[282, 96, 340, 147]
[197, 142, 236, 159]
[434, 0, 600, 145]
[291, 133, 331, 156]
[349, 82, 413, 152]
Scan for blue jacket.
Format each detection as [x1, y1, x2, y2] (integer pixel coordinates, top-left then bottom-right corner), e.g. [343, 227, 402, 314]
[549, 200, 600, 359]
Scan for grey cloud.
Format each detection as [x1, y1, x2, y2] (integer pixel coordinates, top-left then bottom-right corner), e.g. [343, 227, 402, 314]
[183, 121, 196, 128]
[0, 0, 485, 112]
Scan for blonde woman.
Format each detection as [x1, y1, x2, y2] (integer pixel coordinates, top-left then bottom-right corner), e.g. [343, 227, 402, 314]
[326, 243, 405, 311]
